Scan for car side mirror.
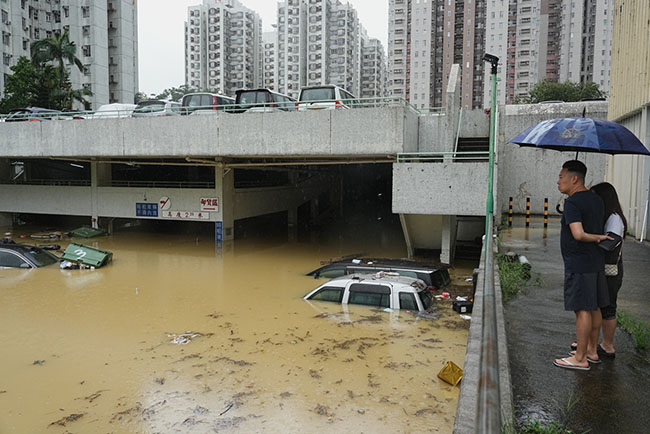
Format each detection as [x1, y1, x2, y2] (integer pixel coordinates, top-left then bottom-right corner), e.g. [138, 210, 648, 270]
[20, 263, 30, 268]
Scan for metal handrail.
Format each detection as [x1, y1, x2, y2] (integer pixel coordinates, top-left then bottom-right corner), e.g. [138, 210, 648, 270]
[396, 151, 490, 162]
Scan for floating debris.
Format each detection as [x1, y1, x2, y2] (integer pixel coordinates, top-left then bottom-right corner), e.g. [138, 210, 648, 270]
[279, 392, 292, 398]
[49, 413, 84, 427]
[314, 404, 334, 418]
[357, 408, 366, 414]
[167, 332, 202, 345]
[32, 360, 45, 366]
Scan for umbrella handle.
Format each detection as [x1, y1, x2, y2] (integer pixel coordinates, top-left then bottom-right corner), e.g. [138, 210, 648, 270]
[556, 204, 563, 214]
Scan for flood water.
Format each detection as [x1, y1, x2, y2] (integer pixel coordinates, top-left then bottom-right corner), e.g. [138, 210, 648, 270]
[0, 222, 471, 433]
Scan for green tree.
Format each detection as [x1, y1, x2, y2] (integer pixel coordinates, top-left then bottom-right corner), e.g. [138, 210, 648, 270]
[524, 79, 605, 104]
[0, 57, 41, 112]
[30, 30, 90, 109]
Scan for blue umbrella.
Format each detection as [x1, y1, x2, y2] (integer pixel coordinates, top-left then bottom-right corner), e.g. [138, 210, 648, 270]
[509, 117, 650, 156]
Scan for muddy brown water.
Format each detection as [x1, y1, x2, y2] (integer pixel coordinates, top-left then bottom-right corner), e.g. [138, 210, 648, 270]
[0, 226, 472, 433]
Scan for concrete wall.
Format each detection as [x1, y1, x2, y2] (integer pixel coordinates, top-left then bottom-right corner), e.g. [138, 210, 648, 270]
[606, 109, 650, 239]
[393, 162, 489, 216]
[497, 102, 609, 215]
[0, 185, 93, 215]
[0, 106, 415, 158]
[418, 114, 450, 153]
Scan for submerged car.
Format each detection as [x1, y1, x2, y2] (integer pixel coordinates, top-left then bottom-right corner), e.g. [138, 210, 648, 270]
[307, 257, 450, 290]
[0, 244, 60, 268]
[304, 273, 434, 312]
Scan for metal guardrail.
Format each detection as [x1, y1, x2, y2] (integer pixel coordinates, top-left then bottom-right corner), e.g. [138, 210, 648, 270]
[477, 215, 500, 432]
[0, 97, 424, 121]
[396, 151, 490, 162]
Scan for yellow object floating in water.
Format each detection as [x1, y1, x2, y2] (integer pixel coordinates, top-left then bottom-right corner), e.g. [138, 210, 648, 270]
[437, 361, 463, 386]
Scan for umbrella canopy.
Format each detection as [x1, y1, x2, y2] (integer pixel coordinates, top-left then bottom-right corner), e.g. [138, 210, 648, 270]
[509, 117, 650, 155]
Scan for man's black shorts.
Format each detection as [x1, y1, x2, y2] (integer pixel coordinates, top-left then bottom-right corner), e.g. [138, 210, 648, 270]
[564, 271, 609, 311]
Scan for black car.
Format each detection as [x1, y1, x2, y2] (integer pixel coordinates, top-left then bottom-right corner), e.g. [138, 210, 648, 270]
[307, 257, 451, 290]
[0, 244, 60, 268]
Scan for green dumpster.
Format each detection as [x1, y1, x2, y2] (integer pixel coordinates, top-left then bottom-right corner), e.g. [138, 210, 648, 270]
[62, 243, 113, 268]
[69, 226, 106, 238]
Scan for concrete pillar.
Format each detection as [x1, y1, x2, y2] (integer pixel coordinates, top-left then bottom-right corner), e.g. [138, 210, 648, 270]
[216, 163, 234, 241]
[399, 214, 414, 259]
[90, 161, 99, 229]
[440, 215, 457, 265]
[445, 64, 461, 154]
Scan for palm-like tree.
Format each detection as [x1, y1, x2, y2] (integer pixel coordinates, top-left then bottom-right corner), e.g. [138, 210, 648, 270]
[31, 31, 89, 109]
[31, 30, 84, 80]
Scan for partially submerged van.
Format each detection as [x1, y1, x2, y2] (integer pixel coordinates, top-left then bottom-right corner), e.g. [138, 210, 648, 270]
[234, 88, 296, 113]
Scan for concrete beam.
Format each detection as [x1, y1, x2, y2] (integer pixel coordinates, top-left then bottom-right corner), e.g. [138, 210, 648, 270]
[393, 162, 489, 216]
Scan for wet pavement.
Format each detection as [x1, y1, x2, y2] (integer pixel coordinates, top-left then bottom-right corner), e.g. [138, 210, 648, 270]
[501, 217, 650, 433]
[0, 222, 474, 433]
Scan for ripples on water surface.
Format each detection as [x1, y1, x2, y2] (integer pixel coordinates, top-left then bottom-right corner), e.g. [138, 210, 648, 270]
[0, 227, 470, 433]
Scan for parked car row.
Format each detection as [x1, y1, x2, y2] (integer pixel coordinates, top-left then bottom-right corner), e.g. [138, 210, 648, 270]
[0, 85, 365, 122]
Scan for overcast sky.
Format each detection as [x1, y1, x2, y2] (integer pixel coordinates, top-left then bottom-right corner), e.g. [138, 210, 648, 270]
[137, 0, 388, 95]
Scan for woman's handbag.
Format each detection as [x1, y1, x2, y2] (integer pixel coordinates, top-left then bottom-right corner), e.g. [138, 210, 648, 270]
[604, 240, 623, 277]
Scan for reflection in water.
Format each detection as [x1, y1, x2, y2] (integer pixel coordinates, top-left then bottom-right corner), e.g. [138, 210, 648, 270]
[0, 224, 469, 433]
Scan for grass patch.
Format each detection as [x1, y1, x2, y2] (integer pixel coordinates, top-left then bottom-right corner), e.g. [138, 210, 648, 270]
[497, 254, 530, 303]
[617, 310, 650, 350]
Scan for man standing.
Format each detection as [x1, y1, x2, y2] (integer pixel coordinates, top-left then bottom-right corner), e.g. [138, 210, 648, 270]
[554, 160, 610, 371]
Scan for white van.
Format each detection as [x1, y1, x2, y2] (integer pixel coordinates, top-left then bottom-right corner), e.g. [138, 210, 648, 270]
[92, 103, 137, 119]
[298, 85, 357, 111]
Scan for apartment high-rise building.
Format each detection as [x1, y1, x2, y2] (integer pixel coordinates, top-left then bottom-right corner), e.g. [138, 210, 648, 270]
[360, 37, 386, 99]
[485, 0, 611, 107]
[559, 0, 613, 92]
[388, 0, 486, 110]
[274, 0, 382, 99]
[262, 30, 278, 90]
[0, 0, 138, 108]
[185, 0, 262, 96]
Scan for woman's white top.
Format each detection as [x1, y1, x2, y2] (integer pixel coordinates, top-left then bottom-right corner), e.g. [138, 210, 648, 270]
[605, 213, 624, 237]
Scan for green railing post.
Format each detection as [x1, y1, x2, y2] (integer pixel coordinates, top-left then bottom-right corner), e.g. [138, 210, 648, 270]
[477, 53, 501, 434]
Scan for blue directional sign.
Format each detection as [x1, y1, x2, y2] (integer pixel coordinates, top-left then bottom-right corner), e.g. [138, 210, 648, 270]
[215, 221, 223, 242]
[136, 202, 159, 217]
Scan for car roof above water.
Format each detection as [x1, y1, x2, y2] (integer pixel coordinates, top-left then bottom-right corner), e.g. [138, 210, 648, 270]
[325, 273, 427, 289]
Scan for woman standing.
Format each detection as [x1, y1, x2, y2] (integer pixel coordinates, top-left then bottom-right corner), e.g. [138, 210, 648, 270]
[591, 182, 627, 358]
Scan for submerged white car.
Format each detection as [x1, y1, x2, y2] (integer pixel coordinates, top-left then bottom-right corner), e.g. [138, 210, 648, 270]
[303, 272, 434, 312]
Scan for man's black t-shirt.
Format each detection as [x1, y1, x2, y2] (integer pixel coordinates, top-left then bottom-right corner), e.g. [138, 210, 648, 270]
[561, 190, 605, 273]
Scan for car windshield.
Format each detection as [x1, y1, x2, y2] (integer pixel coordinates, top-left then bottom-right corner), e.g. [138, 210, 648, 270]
[418, 289, 434, 310]
[24, 248, 58, 267]
[300, 88, 335, 102]
[134, 102, 165, 113]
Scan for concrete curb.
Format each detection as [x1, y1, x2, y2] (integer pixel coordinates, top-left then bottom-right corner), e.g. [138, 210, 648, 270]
[453, 241, 513, 433]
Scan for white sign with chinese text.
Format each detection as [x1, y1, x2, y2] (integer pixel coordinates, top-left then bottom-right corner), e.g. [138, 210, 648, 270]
[160, 210, 211, 220]
[200, 197, 219, 212]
